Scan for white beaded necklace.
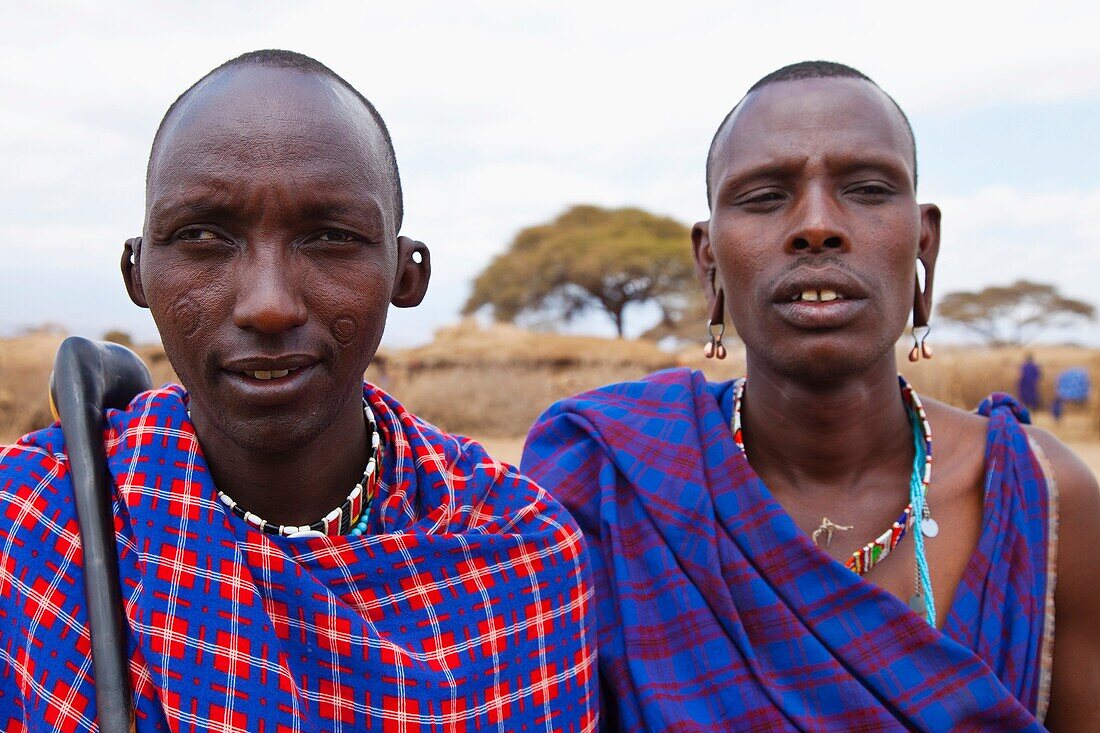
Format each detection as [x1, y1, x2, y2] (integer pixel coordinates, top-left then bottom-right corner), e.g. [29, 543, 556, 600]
[188, 400, 382, 538]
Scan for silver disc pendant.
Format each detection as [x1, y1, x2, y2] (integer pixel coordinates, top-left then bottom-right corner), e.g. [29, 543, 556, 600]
[921, 517, 940, 538]
[908, 594, 925, 612]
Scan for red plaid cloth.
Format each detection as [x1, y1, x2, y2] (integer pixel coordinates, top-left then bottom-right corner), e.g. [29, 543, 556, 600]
[0, 384, 596, 732]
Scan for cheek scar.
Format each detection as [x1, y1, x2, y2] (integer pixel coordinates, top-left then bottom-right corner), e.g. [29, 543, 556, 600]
[332, 317, 357, 345]
[170, 296, 203, 339]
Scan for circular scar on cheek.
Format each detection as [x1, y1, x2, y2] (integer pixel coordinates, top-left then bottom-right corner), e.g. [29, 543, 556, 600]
[332, 316, 358, 345]
[170, 296, 203, 339]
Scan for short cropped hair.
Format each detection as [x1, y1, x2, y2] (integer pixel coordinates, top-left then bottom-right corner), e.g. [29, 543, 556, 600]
[148, 49, 404, 230]
[705, 60, 917, 206]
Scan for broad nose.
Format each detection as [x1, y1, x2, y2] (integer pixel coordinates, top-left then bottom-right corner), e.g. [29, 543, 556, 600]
[787, 185, 848, 254]
[231, 249, 307, 335]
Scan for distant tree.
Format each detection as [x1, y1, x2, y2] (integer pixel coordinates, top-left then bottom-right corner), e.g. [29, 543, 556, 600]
[639, 289, 717, 344]
[464, 205, 695, 337]
[937, 280, 1095, 346]
[102, 329, 133, 347]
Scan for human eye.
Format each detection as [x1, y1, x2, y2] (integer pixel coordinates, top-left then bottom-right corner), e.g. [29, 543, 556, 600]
[315, 229, 357, 244]
[847, 181, 895, 200]
[173, 227, 220, 243]
[735, 188, 787, 210]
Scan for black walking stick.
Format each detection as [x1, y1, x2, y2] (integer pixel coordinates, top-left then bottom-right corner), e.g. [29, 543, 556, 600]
[49, 337, 152, 733]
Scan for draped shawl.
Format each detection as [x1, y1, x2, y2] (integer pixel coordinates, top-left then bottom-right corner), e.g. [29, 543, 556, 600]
[522, 368, 1054, 732]
[1, 384, 596, 732]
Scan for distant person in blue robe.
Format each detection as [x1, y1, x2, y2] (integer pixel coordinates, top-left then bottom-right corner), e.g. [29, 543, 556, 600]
[1018, 353, 1042, 410]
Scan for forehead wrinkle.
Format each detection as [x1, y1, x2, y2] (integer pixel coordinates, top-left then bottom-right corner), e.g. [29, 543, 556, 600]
[709, 78, 916, 199]
[148, 177, 386, 227]
[146, 179, 238, 220]
[151, 124, 381, 184]
[147, 67, 394, 203]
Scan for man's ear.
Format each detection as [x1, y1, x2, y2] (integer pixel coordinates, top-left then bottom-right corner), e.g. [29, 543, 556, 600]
[121, 237, 149, 308]
[691, 220, 719, 305]
[912, 204, 941, 328]
[392, 236, 430, 308]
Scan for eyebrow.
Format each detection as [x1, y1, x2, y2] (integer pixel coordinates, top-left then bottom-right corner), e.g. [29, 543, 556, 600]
[148, 190, 387, 224]
[716, 152, 912, 196]
[147, 197, 236, 223]
[296, 198, 384, 222]
[826, 154, 912, 181]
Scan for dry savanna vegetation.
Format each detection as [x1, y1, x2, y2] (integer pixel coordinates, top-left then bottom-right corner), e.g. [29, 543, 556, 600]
[2, 322, 1098, 475]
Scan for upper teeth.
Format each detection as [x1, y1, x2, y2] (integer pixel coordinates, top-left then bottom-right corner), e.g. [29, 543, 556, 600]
[795, 289, 840, 302]
[245, 369, 294, 380]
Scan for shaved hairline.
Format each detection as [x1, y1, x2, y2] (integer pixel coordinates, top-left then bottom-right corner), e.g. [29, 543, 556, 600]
[705, 61, 917, 207]
[147, 49, 404, 231]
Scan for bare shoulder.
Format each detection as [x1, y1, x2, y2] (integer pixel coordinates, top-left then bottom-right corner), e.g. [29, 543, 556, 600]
[920, 397, 989, 437]
[1023, 425, 1100, 507]
[919, 398, 989, 479]
[1023, 429, 1100, 728]
[1023, 424, 1100, 603]
[1022, 425, 1100, 596]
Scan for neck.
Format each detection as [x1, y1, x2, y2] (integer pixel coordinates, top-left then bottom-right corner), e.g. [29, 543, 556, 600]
[740, 355, 914, 497]
[191, 395, 369, 527]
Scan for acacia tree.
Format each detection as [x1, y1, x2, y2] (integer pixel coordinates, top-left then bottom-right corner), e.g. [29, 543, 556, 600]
[464, 205, 696, 337]
[937, 280, 1095, 346]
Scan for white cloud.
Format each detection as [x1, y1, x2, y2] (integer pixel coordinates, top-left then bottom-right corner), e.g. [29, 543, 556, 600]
[931, 186, 1100, 337]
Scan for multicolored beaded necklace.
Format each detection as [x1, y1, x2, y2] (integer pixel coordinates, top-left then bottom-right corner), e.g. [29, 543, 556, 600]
[731, 376, 937, 624]
[191, 400, 381, 538]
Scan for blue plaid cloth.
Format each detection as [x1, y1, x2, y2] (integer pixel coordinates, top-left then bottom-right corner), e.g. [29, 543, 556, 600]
[524, 368, 1053, 731]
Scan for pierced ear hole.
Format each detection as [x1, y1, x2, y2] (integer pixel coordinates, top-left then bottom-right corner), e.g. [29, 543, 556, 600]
[916, 259, 927, 291]
[411, 251, 423, 264]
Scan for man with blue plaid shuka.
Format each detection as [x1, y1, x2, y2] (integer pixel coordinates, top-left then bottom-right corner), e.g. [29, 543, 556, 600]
[524, 61, 1100, 731]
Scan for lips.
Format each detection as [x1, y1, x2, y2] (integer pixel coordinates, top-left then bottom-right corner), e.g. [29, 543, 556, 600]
[771, 268, 869, 329]
[219, 354, 321, 401]
[772, 268, 868, 305]
[223, 354, 318, 374]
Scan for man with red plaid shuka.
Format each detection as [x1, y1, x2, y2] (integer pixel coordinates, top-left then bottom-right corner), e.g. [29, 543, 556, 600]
[0, 50, 596, 732]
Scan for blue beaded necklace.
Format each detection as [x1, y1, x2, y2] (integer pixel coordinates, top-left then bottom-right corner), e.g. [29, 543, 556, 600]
[732, 375, 938, 626]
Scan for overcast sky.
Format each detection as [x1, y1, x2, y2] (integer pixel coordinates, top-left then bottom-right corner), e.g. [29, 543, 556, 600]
[1, 0, 1097, 347]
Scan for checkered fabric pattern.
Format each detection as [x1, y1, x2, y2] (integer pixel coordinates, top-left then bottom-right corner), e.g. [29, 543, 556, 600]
[0, 383, 596, 732]
[523, 368, 1051, 732]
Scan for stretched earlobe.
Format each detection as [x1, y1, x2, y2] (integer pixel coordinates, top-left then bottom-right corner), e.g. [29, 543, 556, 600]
[121, 237, 148, 308]
[692, 220, 719, 295]
[392, 236, 430, 308]
[912, 204, 941, 328]
[703, 269, 727, 360]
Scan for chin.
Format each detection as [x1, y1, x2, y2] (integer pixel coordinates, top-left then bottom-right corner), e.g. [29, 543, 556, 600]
[755, 338, 890, 385]
[226, 413, 329, 455]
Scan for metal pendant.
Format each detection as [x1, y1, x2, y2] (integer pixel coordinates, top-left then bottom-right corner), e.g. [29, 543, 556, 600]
[920, 517, 940, 538]
[908, 593, 925, 613]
